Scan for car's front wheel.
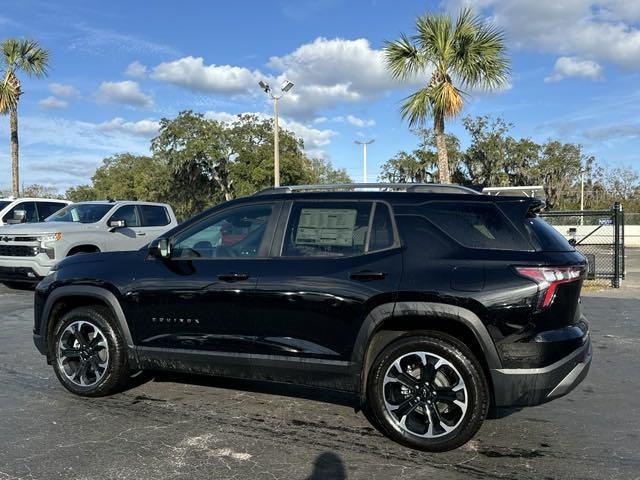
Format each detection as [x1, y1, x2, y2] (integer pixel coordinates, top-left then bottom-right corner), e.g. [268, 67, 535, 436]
[51, 306, 129, 396]
[367, 333, 489, 451]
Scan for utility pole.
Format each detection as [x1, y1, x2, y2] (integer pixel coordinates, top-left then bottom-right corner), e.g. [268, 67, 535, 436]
[580, 171, 585, 225]
[354, 139, 374, 183]
[258, 80, 295, 187]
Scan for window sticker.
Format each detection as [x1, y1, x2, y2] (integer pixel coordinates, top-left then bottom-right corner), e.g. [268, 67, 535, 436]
[295, 208, 358, 246]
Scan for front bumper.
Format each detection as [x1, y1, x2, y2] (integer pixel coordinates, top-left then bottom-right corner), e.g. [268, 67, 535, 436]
[0, 255, 55, 283]
[491, 330, 592, 407]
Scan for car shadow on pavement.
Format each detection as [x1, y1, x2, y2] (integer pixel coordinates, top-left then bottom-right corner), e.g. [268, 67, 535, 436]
[144, 370, 360, 408]
[307, 452, 347, 479]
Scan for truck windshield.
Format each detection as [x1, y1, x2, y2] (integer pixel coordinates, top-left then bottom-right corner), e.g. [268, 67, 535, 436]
[45, 204, 113, 224]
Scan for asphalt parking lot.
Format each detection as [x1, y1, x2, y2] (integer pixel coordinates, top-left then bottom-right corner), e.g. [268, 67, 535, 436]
[1, 253, 639, 480]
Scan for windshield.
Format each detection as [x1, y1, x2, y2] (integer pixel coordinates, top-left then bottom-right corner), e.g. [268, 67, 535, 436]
[45, 203, 113, 224]
[0, 201, 11, 211]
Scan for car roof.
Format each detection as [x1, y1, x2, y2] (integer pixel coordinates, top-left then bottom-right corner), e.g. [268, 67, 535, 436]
[0, 197, 70, 202]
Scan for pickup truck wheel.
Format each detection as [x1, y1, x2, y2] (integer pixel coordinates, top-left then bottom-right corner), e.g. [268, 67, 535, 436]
[366, 333, 488, 451]
[51, 306, 129, 397]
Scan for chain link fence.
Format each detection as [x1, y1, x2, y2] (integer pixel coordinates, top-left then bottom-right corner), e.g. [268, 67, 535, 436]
[540, 203, 624, 287]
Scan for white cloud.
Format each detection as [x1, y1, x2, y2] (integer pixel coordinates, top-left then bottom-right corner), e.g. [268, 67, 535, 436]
[151, 56, 259, 94]
[149, 37, 424, 118]
[446, 0, 640, 69]
[545, 56, 603, 82]
[49, 83, 77, 97]
[96, 117, 160, 137]
[332, 115, 376, 127]
[583, 123, 640, 140]
[124, 61, 147, 78]
[204, 110, 337, 158]
[38, 96, 68, 109]
[267, 37, 421, 117]
[95, 80, 153, 108]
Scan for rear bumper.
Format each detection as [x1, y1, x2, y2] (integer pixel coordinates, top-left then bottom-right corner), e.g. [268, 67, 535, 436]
[491, 331, 592, 407]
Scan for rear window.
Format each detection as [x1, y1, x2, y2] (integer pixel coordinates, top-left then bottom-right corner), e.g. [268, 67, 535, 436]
[421, 201, 533, 251]
[526, 217, 575, 252]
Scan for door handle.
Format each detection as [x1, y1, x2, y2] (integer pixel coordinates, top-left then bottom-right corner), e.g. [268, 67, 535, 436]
[350, 271, 386, 281]
[136, 231, 146, 236]
[218, 272, 250, 282]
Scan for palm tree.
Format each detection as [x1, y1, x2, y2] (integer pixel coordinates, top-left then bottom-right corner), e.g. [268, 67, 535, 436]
[0, 39, 49, 197]
[385, 9, 509, 183]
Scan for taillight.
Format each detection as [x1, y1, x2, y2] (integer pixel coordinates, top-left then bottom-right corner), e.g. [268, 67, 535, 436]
[515, 266, 585, 309]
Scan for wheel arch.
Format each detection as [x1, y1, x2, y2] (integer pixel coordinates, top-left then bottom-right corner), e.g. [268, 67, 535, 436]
[354, 301, 501, 404]
[40, 286, 138, 369]
[66, 244, 101, 256]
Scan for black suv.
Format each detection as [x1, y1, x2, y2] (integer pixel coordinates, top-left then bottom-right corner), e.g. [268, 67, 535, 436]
[33, 184, 592, 451]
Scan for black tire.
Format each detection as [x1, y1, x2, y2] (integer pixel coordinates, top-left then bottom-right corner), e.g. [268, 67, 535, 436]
[366, 333, 489, 452]
[51, 306, 129, 397]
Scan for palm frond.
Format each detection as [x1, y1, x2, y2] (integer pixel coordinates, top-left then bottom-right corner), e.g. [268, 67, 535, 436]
[399, 88, 434, 127]
[1, 38, 50, 77]
[430, 80, 464, 119]
[0, 71, 19, 113]
[384, 34, 426, 81]
[415, 13, 453, 69]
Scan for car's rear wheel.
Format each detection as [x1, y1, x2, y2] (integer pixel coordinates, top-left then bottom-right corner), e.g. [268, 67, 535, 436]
[367, 333, 489, 451]
[51, 306, 129, 396]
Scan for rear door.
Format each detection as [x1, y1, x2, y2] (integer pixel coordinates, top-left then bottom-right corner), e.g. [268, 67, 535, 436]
[248, 200, 403, 365]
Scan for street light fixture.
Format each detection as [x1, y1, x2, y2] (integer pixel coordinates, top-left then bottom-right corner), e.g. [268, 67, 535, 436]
[258, 79, 295, 187]
[354, 139, 375, 183]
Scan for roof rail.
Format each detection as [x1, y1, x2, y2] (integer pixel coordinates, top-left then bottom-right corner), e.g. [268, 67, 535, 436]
[254, 183, 480, 196]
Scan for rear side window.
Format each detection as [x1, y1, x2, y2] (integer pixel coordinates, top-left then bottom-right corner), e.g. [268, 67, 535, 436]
[139, 205, 170, 227]
[526, 217, 575, 252]
[282, 202, 395, 257]
[421, 202, 532, 251]
[36, 202, 66, 221]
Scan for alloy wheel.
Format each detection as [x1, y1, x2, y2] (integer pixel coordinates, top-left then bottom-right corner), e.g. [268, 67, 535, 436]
[57, 320, 109, 387]
[382, 351, 468, 438]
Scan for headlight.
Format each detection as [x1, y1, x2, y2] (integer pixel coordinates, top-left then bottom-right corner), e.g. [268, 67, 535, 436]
[39, 232, 62, 244]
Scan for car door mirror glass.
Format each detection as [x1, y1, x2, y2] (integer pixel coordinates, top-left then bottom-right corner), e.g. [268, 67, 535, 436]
[109, 219, 126, 229]
[158, 238, 171, 258]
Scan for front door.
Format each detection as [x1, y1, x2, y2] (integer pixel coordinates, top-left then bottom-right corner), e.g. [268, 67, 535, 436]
[128, 202, 279, 355]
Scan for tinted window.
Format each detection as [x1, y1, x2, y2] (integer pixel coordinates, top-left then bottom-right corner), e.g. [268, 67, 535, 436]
[109, 205, 140, 227]
[396, 215, 458, 258]
[421, 202, 532, 251]
[139, 205, 170, 227]
[369, 203, 394, 251]
[47, 204, 113, 223]
[0, 201, 11, 211]
[283, 202, 391, 257]
[36, 202, 67, 222]
[173, 204, 273, 259]
[2, 202, 37, 223]
[526, 217, 574, 252]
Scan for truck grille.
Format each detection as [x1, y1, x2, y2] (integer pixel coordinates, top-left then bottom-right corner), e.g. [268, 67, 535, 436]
[0, 245, 37, 257]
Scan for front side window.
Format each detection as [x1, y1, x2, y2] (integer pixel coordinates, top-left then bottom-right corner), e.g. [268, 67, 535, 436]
[46, 204, 113, 224]
[172, 204, 273, 259]
[282, 202, 394, 257]
[109, 205, 140, 227]
[0, 201, 11, 211]
[2, 202, 37, 224]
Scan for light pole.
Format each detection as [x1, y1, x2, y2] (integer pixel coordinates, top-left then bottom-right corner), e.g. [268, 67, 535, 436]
[354, 139, 374, 183]
[258, 79, 294, 187]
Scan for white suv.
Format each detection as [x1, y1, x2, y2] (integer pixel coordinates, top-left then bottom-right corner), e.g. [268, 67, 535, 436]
[0, 200, 178, 287]
[0, 198, 70, 226]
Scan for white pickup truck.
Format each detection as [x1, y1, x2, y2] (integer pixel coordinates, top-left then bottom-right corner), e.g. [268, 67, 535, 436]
[0, 200, 178, 287]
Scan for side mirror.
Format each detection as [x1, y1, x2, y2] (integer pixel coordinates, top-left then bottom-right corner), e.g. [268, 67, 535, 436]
[108, 219, 126, 232]
[149, 237, 172, 259]
[7, 209, 27, 224]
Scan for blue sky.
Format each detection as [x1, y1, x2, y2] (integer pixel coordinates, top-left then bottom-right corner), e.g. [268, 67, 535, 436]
[1, 0, 639, 192]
